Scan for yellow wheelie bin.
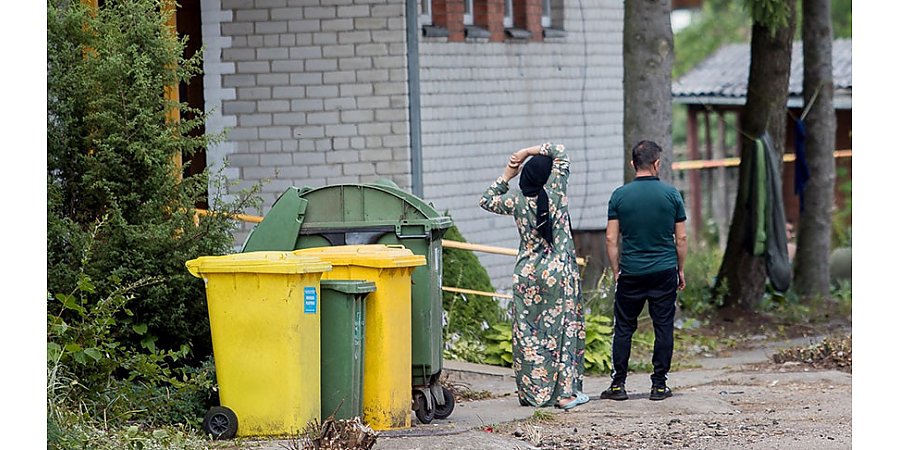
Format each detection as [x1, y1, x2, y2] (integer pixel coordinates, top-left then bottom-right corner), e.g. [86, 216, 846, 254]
[186, 251, 332, 439]
[294, 245, 425, 430]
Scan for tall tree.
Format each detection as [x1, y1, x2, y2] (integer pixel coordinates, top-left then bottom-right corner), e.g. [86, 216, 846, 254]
[793, 0, 836, 299]
[714, 0, 797, 310]
[624, 0, 674, 183]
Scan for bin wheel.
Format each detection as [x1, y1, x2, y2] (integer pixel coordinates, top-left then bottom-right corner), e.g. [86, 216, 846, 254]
[203, 406, 238, 440]
[434, 386, 455, 420]
[413, 392, 435, 424]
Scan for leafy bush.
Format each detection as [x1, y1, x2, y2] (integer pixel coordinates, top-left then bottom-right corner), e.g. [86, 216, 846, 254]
[47, 0, 258, 443]
[47, 222, 219, 441]
[48, 0, 260, 364]
[482, 314, 615, 375]
[441, 223, 505, 347]
[833, 166, 852, 248]
[583, 269, 616, 317]
[582, 314, 614, 373]
[483, 323, 513, 367]
[679, 245, 726, 316]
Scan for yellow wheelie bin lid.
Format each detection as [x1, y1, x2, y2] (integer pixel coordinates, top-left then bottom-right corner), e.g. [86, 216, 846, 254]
[293, 245, 426, 268]
[187, 251, 332, 276]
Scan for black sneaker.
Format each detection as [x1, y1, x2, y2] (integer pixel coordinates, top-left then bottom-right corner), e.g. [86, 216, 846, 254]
[649, 385, 672, 401]
[600, 384, 628, 401]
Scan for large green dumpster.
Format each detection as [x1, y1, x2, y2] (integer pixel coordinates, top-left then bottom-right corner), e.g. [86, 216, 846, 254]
[241, 180, 455, 424]
[320, 279, 376, 421]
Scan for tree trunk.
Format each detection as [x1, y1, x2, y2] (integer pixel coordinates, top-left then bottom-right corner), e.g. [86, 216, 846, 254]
[794, 0, 836, 299]
[623, 0, 674, 183]
[715, 3, 796, 310]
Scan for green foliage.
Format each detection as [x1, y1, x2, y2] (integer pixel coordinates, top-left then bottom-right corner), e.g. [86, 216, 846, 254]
[583, 269, 615, 318]
[47, 221, 218, 439]
[441, 222, 505, 346]
[582, 314, 614, 374]
[481, 314, 616, 375]
[48, 420, 210, 450]
[675, 0, 851, 82]
[483, 323, 514, 367]
[744, 0, 793, 31]
[831, 0, 852, 38]
[795, 0, 852, 40]
[680, 245, 726, 316]
[442, 336, 487, 364]
[832, 166, 852, 247]
[673, 0, 752, 80]
[48, 0, 261, 363]
[47, 0, 261, 443]
[530, 409, 556, 422]
[832, 279, 852, 320]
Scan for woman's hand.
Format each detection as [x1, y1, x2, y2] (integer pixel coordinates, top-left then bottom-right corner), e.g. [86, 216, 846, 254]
[511, 145, 541, 166]
[502, 156, 521, 181]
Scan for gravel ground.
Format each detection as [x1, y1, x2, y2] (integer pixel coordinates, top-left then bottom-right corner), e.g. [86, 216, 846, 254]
[490, 363, 851, 449]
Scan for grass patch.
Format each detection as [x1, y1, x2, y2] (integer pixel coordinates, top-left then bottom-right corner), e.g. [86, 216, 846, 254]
[529, 409, 556, 423]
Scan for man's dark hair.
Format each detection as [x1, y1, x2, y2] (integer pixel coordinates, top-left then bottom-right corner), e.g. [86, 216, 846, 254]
[631, 140, 662, 171]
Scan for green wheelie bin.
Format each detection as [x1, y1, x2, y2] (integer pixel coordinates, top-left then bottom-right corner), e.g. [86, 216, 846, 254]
[319, 279, 376, 421]
[240, 180, 455, 424]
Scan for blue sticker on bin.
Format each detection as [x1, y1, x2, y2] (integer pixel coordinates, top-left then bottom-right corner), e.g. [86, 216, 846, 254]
[304, 287, 317, 314]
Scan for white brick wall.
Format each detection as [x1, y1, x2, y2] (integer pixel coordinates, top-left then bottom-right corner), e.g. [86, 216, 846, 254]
[202, 0, 240, 198]
[210, 0, 412, 223]
[419, 0, 624, 290]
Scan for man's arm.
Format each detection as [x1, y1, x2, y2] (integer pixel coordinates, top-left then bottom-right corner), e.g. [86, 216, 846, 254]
[675, 221, 688, 290]
[606, 219, 620, 282]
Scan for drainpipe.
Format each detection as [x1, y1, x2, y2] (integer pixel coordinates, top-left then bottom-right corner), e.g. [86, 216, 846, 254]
[405, 0, 424, 197]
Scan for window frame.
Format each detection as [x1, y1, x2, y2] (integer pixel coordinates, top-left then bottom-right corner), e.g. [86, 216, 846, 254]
[503, 0, 513, 28]
[541, 0, 551, 27]
[463, 0, 474, 25]
[421, 0, 433, 26]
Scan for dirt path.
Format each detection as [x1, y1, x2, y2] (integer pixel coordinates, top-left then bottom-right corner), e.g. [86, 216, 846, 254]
[492, 368, 851, 449]
[375, 329, 852, 450]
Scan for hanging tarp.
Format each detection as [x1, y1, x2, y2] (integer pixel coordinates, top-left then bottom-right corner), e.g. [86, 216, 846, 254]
[742, 133, 792, 293]
[761, 133, 792, 293]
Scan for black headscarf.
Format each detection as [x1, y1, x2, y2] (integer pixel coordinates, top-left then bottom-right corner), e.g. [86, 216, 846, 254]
[519, 155, 553, 248]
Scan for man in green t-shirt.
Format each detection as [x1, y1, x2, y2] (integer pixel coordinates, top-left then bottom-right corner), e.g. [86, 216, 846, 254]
[601, 140, 688, 402]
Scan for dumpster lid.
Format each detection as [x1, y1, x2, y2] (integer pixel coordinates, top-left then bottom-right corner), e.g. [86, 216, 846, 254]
[320, 279, 377, 295]
[295, 183, 453, 230]
[294, 245, 426, 268]
[366, 180, 453, 229]
[186, 251, 332, 277]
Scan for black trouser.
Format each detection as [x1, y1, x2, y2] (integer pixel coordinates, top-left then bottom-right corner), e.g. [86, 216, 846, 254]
[611, 267, 678, 387]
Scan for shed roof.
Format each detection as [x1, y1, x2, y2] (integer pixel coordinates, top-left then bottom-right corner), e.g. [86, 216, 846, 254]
[672, 38, 851, 109]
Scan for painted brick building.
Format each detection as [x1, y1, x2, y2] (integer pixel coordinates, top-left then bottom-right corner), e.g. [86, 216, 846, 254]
[188, 0, 624, 290]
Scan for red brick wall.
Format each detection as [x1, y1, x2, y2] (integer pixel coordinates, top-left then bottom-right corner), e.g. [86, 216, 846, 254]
[514, 0, 543, 41]
[433, 0, 466, 42]
[433, 0, 546, 42]
[474, 0, 505, 42]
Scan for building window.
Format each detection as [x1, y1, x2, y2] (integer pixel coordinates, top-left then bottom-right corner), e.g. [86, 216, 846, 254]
[503, 0, 513, 28]
[464, 0, 474, 25]
[541, 0, 551, 27]
[421, 0, 433, 26]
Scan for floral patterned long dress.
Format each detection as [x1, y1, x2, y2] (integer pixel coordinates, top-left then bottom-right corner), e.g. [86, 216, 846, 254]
[479, 142, 586, 407]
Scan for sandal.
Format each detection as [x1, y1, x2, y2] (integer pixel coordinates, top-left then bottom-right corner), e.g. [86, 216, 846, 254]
[558, 392, 590, 410]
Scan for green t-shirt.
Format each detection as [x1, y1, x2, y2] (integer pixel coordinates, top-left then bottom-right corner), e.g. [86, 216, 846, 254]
[607, 176, 687, 276]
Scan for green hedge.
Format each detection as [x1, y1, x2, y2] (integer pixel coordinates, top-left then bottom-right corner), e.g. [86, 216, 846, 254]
[441, 223, 505, 358]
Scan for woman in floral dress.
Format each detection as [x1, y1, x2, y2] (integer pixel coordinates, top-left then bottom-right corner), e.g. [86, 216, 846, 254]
[479, 142, 588, 409]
